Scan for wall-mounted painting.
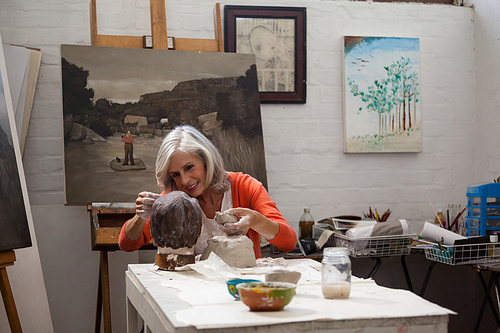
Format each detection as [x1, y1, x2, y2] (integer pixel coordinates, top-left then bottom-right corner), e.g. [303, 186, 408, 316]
[62, 45, 265, 205]
[0, 35, 32, 252]
[224, 5, 306, 103]
[343, 36, 421, 153]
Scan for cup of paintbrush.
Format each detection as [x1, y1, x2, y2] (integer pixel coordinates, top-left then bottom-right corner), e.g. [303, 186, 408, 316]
[448, 207, 466, 231]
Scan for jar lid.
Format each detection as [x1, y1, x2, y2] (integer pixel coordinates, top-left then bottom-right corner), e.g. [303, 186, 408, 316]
[323, 247, 349, 256]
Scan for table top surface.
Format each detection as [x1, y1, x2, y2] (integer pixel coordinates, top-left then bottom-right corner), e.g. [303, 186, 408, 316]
[126, 256, 453, 331]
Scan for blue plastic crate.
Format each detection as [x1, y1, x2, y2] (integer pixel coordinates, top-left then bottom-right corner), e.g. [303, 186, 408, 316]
[466, 183, 500, 236]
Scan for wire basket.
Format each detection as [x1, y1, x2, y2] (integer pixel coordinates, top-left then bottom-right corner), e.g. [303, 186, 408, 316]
[332, 233, 415, 258]
[423, 241, 500, 265]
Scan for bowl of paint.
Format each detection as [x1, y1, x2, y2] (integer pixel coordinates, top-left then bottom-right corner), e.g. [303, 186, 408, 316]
[236, 281, 296, 311]
[226, 279, 261, 299]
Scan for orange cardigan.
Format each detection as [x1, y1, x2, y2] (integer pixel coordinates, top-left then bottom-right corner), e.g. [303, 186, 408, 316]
[118, 172, 296, 258]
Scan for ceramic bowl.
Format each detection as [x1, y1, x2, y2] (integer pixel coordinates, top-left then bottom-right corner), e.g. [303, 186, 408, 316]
[226, 279, 261, 299]
[236, 282, 296, 311]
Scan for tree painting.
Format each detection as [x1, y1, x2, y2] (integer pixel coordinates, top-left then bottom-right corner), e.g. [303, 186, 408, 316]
[343, 37, 421, 153]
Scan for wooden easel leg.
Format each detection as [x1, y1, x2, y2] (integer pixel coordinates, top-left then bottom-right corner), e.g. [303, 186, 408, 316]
[95, 257, 103, 333]
[101, 251, 112, 333]
[95, 251, 112, 333]
[0, 266, 23, 333]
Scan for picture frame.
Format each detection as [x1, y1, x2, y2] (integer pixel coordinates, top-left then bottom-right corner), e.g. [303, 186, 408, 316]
[224, 5, 306, 103]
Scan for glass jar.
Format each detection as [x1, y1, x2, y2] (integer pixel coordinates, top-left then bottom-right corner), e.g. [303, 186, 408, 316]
[299, 208, 314, 241]
[434, 209, 445, 227]
[321, 247, 351, 299]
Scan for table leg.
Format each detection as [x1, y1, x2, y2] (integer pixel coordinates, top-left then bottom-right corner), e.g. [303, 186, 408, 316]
[474, 271, 497, 333]
[473, 271, 500, 333]
[419, 261, 437, 297]
[367, 257, 381, 279]
[126, 297, 138, 333]
[400, 255, 413, 292]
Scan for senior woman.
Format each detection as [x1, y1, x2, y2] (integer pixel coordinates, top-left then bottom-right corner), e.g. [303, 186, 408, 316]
[118, 124, 296, 258]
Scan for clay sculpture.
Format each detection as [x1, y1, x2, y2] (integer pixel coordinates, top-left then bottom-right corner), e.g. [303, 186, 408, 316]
[150, 191, 203, 270]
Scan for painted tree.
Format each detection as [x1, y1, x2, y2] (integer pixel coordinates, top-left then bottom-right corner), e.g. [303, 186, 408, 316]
[349, 57, 419, 140]
[348, 78, 397, 138]
[384, 57, 419, 131]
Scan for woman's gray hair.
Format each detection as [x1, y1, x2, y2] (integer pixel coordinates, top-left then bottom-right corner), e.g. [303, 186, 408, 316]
[155, 124, 230, 194]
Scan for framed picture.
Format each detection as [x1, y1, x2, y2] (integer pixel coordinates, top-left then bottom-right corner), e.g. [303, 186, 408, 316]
[224, 5, 306, 103]
[343, 36, 421, 153]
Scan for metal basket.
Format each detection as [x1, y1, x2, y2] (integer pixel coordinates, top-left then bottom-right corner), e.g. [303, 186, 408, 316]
[332, 233, 415, 258]
[423, 241, 500, 265]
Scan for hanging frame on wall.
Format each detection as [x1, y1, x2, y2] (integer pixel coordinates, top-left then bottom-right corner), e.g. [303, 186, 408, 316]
[224, 5, 307, 104]
[342, 36, 422, 153]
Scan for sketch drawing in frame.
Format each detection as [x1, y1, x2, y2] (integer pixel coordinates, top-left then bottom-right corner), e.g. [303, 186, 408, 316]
[224, 5, 306, 103]
[343, 36, 421, 153]
[0, 37, 32, 252]
[62, 45, 266, 205]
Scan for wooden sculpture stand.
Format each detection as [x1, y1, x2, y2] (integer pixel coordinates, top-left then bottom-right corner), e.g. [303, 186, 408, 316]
[0, 251, 22, 333]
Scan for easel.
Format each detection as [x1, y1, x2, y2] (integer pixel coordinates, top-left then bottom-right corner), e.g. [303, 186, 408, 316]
[0, 251, 22, 333]
[89, 2, 224, 332]
[90, 0, 223, 52]
[89, 203, 143, 333]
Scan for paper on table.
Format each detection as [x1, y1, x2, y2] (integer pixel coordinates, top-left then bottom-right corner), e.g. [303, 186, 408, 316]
[420, 221, 466, 245]
[184, 252, 242, 280]
[173, 281, 455, 330]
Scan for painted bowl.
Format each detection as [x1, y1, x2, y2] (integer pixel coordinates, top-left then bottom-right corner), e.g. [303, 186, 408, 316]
[236, 282, 297, 311]
[226, 279, 261, 299]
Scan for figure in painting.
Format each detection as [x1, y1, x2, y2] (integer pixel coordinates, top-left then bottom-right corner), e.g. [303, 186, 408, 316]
[121, 131, 134, 165]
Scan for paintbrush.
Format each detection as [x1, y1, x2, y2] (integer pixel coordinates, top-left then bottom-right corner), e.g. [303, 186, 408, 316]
[427, 195, 444, 228]
[449, 207, 466, 230]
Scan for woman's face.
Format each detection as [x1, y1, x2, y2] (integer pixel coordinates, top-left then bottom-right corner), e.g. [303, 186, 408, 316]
[167, 152, 207, 197]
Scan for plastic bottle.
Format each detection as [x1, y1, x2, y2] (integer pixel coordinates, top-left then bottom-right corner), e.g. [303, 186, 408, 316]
[435, 209, 445, 227]
[299, 208, 314, 241]
[322, 247, 351, 299]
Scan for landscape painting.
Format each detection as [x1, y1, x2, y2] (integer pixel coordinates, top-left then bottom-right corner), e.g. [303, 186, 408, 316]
[62, 45, 265, 205]
[343, 36, 421, 153]
[0, 41, 32, 251]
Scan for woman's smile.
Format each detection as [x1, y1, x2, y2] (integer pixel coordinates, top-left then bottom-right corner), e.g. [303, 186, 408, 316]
[185, 181, 198, 191]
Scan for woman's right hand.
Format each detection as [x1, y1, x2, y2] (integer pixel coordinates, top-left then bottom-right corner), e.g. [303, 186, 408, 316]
[136, 191, 162, 220]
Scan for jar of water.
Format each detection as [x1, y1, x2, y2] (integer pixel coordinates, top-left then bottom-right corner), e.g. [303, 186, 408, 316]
[321, 247, 351, 299]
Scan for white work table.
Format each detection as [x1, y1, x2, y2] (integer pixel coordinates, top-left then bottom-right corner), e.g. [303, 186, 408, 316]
[126, 257, 453, 333]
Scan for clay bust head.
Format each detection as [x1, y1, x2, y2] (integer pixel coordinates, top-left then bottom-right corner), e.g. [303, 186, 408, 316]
[149, 191, 203, 249]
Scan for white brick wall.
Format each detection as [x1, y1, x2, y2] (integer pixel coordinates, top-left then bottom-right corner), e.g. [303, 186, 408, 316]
[469, 0, 500, 183]
[0, 0, 478, 225]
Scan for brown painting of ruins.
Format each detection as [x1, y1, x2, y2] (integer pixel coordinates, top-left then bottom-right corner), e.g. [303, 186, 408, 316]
[61, 45, 265, 205]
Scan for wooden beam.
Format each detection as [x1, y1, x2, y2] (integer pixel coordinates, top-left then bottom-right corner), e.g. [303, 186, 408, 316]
[0, 251, 15, 268]
[175, 38, 219, 52]
[93, 35, 144, 49]
[150, 0, 168, 50]
[0, 251, 22, 333]
[90, 0, 98, 46]
[213, 3, 223, 52]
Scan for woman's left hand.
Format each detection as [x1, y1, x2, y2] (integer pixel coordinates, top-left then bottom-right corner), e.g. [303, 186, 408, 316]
[220, 208, 279, 240]
[219, 208, 253, 236]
